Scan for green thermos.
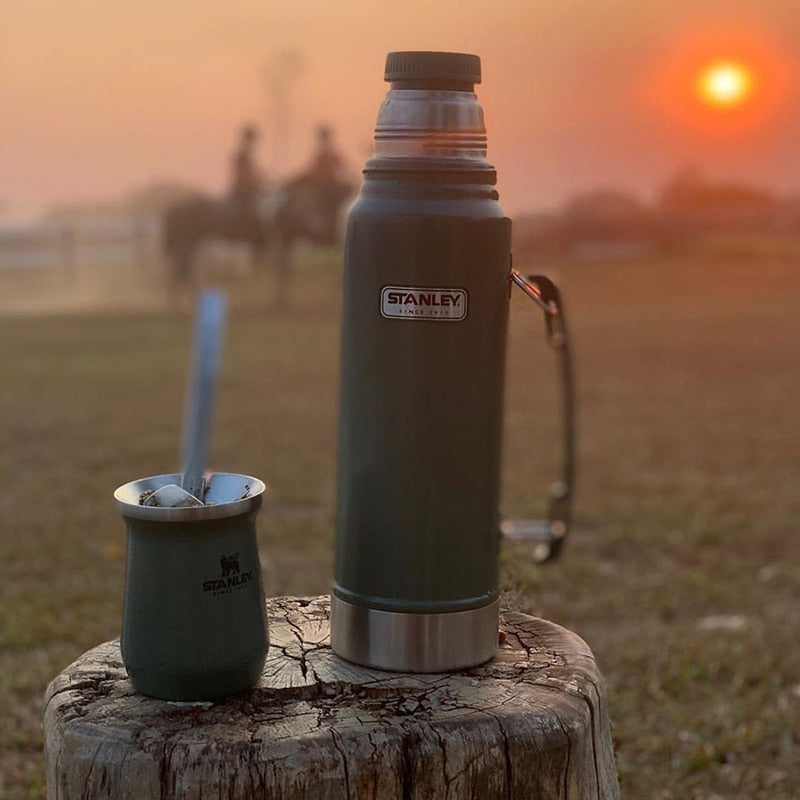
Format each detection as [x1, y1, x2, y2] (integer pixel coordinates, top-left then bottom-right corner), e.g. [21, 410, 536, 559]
[332, 51, 573, 672]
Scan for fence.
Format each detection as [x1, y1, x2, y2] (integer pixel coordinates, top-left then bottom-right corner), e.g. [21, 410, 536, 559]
[0, 215, 161, 273]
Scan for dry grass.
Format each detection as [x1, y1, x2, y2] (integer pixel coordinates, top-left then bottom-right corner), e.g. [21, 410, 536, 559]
[0, 239, 798, 798]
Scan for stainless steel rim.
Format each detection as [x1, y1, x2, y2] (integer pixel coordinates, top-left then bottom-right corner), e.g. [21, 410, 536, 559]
[114, 473, 265, 522]
[330, 595, 499, 673]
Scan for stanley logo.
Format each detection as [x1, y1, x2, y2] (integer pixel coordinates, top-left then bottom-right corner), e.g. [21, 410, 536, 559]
[381, 286, 468, 321]
[202, 552, 254, 595]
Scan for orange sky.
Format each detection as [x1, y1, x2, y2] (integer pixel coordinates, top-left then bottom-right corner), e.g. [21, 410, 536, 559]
[2, 0, 798, 217]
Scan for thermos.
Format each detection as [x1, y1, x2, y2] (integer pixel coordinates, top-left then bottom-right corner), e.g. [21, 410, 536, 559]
[332, 51, 573, 672]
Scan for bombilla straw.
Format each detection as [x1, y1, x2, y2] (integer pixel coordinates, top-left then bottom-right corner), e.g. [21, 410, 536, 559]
[180, 290, 227, 500]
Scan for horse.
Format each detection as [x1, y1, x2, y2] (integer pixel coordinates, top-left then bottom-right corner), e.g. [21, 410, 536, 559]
[161, 179, 353, 304]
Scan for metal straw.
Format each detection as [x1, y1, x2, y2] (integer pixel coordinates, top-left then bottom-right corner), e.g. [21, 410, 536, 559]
[180, 290, 227, 500]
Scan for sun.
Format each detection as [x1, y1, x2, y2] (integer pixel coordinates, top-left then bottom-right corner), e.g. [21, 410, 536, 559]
[655, 33, 788, 135]
[697, 60, 754, 108]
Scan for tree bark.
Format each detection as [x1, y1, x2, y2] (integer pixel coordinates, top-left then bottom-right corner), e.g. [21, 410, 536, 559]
[44, 596, 619, 799]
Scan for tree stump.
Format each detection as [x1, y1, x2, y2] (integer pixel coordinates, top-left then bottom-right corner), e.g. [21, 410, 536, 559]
[44, 596, 619, 799]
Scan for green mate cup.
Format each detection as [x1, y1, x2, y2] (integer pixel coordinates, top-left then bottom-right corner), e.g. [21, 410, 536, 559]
[114, 472, 268, 701]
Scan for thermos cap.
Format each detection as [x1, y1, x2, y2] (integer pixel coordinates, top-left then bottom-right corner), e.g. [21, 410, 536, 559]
[384, 51, 481, 88]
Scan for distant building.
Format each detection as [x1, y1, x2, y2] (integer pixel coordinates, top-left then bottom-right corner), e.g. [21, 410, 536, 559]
[515, 170, 799, 261]
[658, 166, 780, 234]
[515, 188, 666, 260]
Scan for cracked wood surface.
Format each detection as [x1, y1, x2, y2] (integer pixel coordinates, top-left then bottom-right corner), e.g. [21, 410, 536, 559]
[44, 596, 619, 799]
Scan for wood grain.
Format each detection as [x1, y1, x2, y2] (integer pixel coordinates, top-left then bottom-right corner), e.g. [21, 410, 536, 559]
[44, 596, 619, 799]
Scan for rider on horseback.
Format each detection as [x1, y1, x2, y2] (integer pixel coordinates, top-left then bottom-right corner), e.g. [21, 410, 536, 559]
[229, 125, 265, 215]
[163, 123, 352, 298]
[288, 124, 348, 242]
[305, 124, 345, 186]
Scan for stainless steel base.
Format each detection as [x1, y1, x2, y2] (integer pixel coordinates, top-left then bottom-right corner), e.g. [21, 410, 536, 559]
[330, 595, 500, 673]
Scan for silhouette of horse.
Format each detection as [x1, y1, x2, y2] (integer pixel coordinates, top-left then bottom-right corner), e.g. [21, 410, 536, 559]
[162, 179, 353, 304]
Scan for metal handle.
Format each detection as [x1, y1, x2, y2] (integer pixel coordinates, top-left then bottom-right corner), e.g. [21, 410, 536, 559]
[500, 270, 575, 563]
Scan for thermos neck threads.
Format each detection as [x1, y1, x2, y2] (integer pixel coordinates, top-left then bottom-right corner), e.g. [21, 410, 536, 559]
[369, 51, 493, 180]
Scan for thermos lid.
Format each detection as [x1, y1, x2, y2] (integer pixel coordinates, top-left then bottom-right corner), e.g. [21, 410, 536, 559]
[384, 51, 481, 88]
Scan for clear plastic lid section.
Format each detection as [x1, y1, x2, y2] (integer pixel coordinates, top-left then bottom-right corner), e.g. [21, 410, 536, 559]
[114, 472, 266, 522]
[369, 51, 491, 170]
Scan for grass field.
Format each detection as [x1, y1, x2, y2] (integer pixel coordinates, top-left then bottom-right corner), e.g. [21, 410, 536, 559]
[1, 240, 798, 799]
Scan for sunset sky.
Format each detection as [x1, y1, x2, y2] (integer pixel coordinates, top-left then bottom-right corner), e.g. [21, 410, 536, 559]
[2, 0, 798, 218]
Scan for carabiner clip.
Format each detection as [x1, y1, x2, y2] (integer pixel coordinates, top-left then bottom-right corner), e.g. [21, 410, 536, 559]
[501, 271, 576, 563]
